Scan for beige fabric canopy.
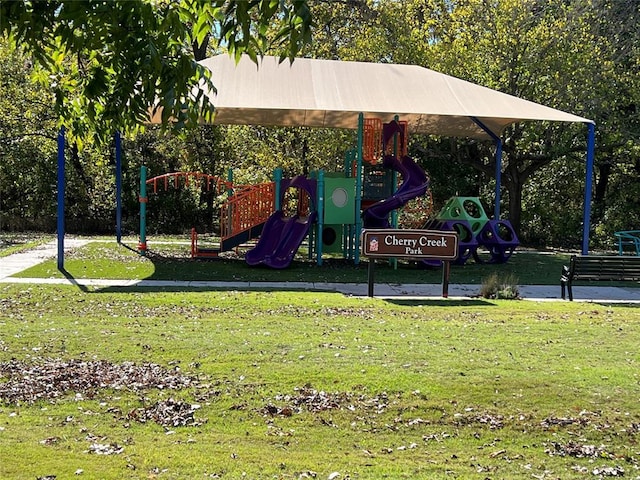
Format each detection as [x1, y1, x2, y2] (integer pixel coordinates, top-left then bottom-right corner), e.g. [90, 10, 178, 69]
[182, 54, 592, 140]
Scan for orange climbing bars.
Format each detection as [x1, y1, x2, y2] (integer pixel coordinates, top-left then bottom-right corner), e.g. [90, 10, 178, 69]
[190, 182, 276, 258]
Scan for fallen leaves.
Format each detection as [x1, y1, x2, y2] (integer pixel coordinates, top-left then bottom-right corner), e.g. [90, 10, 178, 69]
[0, 358, 194, 405]
[87, 442, 124, 455]
[540, 415, 591, 429]
[454, 410, 504, 429]
[126, 398, 205, 427]
[592, 465, 625, 477]
[545, 441, 612, 459]
[262, 386, 389, 417]
[39, 436, 60, 445]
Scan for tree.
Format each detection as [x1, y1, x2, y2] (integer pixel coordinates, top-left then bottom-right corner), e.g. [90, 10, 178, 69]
[0, 38, 58, 231]
[304, 0, 640, 248]
[586, 0, 640, 244]
[0, 0, 313, 143]
[367, 0, 633, 246]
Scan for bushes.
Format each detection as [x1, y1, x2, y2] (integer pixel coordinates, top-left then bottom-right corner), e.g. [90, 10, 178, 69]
[479, 273, 520, 299]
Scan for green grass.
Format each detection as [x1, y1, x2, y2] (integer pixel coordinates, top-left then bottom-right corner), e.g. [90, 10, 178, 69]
[14, 239, 573, 285]
[1, 284, 640, 479]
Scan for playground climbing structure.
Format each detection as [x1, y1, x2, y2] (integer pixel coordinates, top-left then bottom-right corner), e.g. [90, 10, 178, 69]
[423, 196, 520, 265]
[138, 115, 517, 269]
[242, 116, 435, 268]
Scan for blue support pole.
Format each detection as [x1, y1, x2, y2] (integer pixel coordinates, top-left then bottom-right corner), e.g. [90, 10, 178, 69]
[470, 117, 503, 219]
[56, 127, 66, 270]
[115, 131, 122, 244]
[582, 122, 596, 255]
[354, 113, 364, 264]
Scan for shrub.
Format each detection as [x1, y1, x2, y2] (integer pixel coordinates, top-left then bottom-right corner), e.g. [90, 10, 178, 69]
[480, 272, 520, 299]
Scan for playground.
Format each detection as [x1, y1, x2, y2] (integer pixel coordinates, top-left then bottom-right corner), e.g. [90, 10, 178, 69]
[52, 54, 598, 279]
[140, 117, 519, 275]
[42, 54, 639, 302]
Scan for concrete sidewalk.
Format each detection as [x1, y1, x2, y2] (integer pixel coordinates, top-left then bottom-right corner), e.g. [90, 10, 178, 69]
[3, 276, 640, 302]
[2, 239, 640, 302]
[0, 238, 89, 279]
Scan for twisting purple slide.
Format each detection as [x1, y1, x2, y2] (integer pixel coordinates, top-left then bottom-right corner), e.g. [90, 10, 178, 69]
[363, 155, 429, 228]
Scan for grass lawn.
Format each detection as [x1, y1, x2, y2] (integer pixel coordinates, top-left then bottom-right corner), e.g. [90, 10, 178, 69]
[12, 237, 572, 286]
[1, 280, 640, 479]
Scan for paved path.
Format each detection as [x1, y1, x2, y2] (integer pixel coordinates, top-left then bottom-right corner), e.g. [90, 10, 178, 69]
[0, 238, 89, 279]
[2, 239, 640, 302]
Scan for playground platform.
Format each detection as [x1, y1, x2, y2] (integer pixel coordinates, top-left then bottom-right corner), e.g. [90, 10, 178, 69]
[1, 240, 640, 303]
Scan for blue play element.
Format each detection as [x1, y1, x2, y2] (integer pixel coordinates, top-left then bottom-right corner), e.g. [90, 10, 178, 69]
[473, 219, 519, 264]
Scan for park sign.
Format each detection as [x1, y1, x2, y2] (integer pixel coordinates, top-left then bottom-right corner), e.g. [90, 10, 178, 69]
[361, 229, 459, 298]
[362, 229, 458, 260]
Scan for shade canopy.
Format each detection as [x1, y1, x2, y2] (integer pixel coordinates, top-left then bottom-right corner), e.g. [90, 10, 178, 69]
[174, 55, 592, 139]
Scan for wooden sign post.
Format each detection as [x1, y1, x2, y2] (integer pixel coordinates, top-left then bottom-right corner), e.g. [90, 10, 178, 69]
[361, 229, 459, 297]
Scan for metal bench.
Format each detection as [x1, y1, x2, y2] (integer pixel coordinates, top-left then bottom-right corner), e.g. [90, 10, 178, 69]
[561, 255, 640, 301]
[614, 230, 640, 256]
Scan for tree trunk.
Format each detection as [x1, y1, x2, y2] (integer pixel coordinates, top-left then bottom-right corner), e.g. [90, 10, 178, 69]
[503, 162, 523, 235]
[506, 180, 522, 236]
[594, 162, 611, 204]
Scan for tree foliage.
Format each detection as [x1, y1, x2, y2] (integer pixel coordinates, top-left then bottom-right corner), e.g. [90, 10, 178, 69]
[0, 38, 58, 230]
[0, 0, 312, 144]
[389, 0, 612, 237]
[300, 0, 640, 248]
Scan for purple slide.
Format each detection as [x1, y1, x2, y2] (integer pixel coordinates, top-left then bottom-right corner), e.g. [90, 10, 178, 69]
[245, 176, 317, 269]
[245, 211, 297, 266]
[363, 154, 429, 228]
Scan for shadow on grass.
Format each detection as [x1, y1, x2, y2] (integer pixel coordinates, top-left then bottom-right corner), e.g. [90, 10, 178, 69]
[46, 242, 640, 303]
[73, 244, 450, 297]
[384, 299, 495, 307]
[593, 301, 640, 308]
[119, 242, 139, 254]
[60, 267, 89, 293]
[57, 242, 587, 301]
